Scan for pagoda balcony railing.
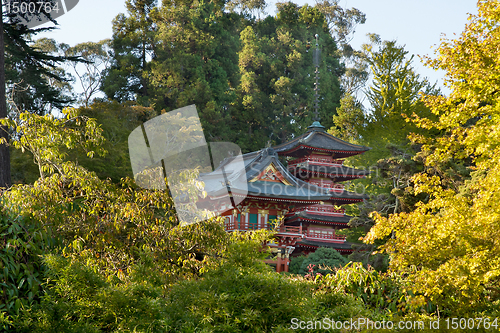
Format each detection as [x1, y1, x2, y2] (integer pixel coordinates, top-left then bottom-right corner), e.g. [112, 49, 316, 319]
[224, 221, 304, 234]
[225, 220, 237, 231]
[308, 182, 345, 191]
[277, 225, 302, 235]
[293, 205, 344, 215]
[304, 229, 346, 242]
[288, 157, 344, 167]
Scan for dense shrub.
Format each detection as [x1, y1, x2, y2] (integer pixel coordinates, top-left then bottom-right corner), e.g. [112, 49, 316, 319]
[14, 255, 169, 333]
[318, 262, 433, 314]
[288, 255, 306, 274]
[13, 243, 373, 332]
[164, 262, 371, 332]
[0, 207, 56, 330]
[299, 247, 348, 275]
[166, 265, 310, 332]
[3, 163, 234, 282]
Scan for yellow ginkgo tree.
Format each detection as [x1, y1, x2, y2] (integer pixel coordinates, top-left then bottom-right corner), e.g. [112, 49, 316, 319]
[364, 0, 500, 313]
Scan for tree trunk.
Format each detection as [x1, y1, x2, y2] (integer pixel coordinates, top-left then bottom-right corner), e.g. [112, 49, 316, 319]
[0, 0, 12, 189]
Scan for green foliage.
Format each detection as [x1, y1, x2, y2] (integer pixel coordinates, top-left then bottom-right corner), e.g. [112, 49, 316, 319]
[102, 0, 157, 103]
[319, 262, 431, 314]
[3, 13, 77, 115]
[104, 0, 344, 152]
[2, 104, 232, 280]
[69, 101, 156, 182]
[0, 207, 55, 329]
[146, 0, 242, 145]
[315, 0, 368, 94]
[328, 42, 441, 278]
[7, 101, 155, 185]
[298, 247, 348, 275]
[10, 147, 39, 185]
[15, 248, 372, 333]
[248, 3, 341, 148]
[330, 94, 365, 142]
[165, 258, 370, 332]
[63, 39, 112, 107]
[15, 254, 169, 333]
[2, 108, 106, 180]
[289, 255, 306, 274]
[331, 39, 438, 167]
[165, 261, 309, 331]
[347, 249, 388, 272]
[3, 165, 234, 280]
[365, 0, 500, 314]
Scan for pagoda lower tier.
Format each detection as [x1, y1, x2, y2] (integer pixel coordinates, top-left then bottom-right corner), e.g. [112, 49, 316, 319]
[197, 147, 365, 272]
[284, 204, 354, 255]
[219, 200, 356, 269]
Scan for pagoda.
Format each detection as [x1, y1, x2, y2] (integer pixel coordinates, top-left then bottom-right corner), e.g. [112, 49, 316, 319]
[273, 122, 370, 258]
[271, 34, 370, 260]
[201, 142, 368, 272]
[198, 35, 370, 272]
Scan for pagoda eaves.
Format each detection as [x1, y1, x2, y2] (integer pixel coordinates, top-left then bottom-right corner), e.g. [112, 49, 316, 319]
[273, 125, 370, 158]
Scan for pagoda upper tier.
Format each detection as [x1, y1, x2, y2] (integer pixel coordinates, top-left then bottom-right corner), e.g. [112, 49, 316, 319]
[200, 147, 366, 210]
[273, 121, 370, 158]
[288, 157, 370, 182]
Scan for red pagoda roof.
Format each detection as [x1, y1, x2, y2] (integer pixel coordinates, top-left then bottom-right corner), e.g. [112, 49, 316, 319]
[295, 240, 354, 253]
[285, 211, 352, 226]
[273, 122, 370, 158]
[202, 148, 367, 205]
[289, 163, 370, 181]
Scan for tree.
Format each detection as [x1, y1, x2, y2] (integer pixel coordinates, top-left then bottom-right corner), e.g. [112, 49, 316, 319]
[3, 14, 77, 115]
[2, 106, 231, 279]
[31, 37, 74, 112]
[3, 108, 106, 180]
[329, 40, 442, 275]
[147, 0, 242, 145]
[365, 0, 500, 313]
[102, 0, 158, 103]
[362, 39, 436, 163]
[230, 2, 342, 151]
[333, 38, 438, 167]
[232, 25, 268, 150]
[226, 0, 266, 17]
[315, 0, 368, 95]
[0, 0, 10, 189]
[1, 0, 69, 188]
[104, 0, 345, 153]
[329, 94, 365, 141]
[63, 40, 112, 107]
[68, 101, 156, 183]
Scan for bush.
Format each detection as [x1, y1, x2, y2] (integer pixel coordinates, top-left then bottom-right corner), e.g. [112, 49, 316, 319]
[289, 255, 306, 274]
[165, 262, 373, 332]
[318, 262, 434, 314]
[166, 266, 310, 332]
[14, 253, 375, 333]
[299, 247, 348, 276]
[14, 255, 169, 333]
[4, 163, 233, 282]
[0, 206, 55, 330]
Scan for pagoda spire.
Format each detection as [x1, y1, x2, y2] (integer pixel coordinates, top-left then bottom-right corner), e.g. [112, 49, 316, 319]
[313, 34, 320, 122]
[309, 34, 325, 131]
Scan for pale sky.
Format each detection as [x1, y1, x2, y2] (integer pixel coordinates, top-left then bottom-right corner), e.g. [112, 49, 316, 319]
[37, 0, 479, 98]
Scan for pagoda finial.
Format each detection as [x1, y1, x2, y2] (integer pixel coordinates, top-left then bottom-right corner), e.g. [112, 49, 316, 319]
[313, 34, 320, 122]
[308, 34, 325, 132]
